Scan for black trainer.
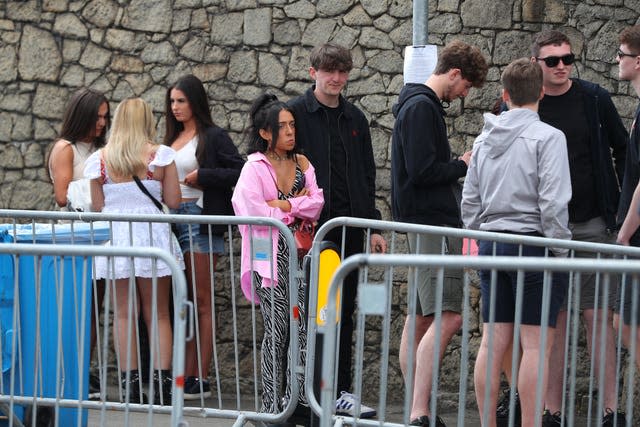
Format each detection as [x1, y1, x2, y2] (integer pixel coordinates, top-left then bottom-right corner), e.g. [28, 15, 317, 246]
[541, 410, 566, 427]
[88, 373, 101, 400]
[496, 390, 521, 427]
[602, 408, 627, 427]
[152, 369, 172, 405]
[183, 376, 212, 400]
[409, 415, 446, 427]
[120, 370, 147, 404]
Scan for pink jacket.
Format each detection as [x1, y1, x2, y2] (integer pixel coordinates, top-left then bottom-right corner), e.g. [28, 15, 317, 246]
[231, 152, 324, 303]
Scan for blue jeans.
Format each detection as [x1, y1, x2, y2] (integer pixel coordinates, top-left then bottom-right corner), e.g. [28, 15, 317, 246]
[170, 201, 224, 255]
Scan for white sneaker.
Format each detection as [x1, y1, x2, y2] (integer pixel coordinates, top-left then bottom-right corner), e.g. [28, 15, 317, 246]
[335, 391, 376, 418]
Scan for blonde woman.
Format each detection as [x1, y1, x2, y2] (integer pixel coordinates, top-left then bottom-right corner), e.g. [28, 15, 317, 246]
[84, 98, 183, 405]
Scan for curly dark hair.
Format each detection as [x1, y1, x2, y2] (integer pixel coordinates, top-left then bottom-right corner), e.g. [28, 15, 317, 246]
[434, 40, 488, 88]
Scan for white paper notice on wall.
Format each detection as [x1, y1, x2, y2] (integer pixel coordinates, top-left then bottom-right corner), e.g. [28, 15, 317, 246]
[403, 45, 438, 85]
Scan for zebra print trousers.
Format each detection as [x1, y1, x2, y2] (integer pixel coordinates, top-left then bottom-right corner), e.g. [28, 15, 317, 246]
[254, 233, 307, 414]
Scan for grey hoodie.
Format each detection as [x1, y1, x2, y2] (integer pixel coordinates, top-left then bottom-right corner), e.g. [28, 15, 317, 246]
[461, 108, 572, 255]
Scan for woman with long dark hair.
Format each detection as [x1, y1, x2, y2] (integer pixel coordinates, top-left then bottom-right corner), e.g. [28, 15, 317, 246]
[232, 93, 324, 414]
[49, 88, 109, 211]
[164, 74, 244, 400]
[48, 87, 110, 400]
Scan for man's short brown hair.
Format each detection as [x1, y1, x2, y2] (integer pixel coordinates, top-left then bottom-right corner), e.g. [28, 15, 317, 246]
[501, 58, 543, 107]
[310, 43, 353, 72]
[531, 30, 571, 57]
[434, 40, 488, 88]
[619, 25, 640, 55]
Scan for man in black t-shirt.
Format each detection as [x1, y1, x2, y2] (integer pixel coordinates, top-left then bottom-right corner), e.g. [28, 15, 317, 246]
[615, 25, 640, 374]
[529, 30, 627, 427]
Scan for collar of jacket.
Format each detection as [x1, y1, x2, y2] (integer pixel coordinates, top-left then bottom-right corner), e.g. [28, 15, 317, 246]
[302, 85, 354, 120]
[247, 151, 270, 164]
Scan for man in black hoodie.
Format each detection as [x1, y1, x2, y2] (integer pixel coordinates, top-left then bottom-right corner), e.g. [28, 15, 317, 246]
[391, 40, 488, 427]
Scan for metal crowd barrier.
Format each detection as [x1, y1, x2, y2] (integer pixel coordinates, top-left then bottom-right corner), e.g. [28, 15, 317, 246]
[0, 209, 304, 427]
[307, 217, 640, 427]
[0, 241, 188, 427]
[316, 253, 639, 427]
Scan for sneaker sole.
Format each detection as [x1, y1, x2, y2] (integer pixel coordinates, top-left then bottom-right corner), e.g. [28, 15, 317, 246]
[335, 410, 376, 419]
[183, 391, 212, 400]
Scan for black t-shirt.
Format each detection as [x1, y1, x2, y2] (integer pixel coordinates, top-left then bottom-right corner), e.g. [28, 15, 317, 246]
[323, 103, 351, 216]
[539, 83, 599, 223]
[618, 105, 640, 244]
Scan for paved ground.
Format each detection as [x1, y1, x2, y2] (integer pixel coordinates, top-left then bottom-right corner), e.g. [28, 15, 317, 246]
[87, 409, 480, 427]
[83, 389, 487, 427]
[15, 386, 588, 426]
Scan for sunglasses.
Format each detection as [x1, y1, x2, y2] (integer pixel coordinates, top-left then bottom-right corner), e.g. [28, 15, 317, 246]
[535, 53, 576, 67]
[617, 48, 638, 59]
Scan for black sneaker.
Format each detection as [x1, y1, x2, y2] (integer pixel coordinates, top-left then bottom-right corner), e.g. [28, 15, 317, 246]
[153, 370, 172, 405]
[542, 410, 565, 427]
[409, 415, 446, 427]
[496, 390, 521, 427]
[120, 370, 147, 404]
[183, 376, 212, 400]
[88, 373, 101, 400]
[602, 408, 626, 427]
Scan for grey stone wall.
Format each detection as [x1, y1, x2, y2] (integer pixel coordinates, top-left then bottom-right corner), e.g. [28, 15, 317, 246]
[1, 0, 640, 416]
[2, 0, 640, 214]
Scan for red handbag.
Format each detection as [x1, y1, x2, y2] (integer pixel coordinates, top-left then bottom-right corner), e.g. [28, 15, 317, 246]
[294, 220, 315, 258]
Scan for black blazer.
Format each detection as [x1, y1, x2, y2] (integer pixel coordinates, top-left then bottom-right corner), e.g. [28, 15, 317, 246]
[196, 126, 245, 234]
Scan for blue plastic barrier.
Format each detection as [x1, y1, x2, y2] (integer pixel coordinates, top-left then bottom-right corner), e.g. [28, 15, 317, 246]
[0, 223, 110, 427]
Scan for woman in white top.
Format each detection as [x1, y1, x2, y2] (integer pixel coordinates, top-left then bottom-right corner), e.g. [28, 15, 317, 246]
[85, 98, 183, 405]
[164, 74, 244, 400]
[48, 88, 109, 211]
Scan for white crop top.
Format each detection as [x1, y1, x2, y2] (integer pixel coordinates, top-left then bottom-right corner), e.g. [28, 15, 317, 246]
[173, 136, 203, 200]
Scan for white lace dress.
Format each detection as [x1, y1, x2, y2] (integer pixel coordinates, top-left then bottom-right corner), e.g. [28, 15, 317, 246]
[84, 145, 185, 279]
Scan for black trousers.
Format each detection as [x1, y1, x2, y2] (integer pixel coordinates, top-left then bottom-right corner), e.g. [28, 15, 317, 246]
[324, 226, 365, 395]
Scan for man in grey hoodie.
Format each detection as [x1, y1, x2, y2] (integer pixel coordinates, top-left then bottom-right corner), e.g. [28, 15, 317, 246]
[461, 58, 572, 427]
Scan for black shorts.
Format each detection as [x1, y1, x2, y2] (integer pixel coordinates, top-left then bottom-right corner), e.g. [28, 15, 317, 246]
[478, 240, 568, 327]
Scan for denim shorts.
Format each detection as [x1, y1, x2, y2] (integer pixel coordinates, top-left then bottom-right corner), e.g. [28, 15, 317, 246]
[170, 201, 224, 255]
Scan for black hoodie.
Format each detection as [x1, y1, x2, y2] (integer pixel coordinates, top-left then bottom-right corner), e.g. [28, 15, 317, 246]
[391, 83, 468, 226]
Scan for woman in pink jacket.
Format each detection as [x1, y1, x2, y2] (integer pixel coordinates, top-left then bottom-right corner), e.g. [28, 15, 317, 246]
[232, 94, 324, 414]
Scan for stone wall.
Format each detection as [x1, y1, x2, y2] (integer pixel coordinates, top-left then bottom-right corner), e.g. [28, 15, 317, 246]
[2, 0, 640, 212]
[1, 0, 640, 416]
